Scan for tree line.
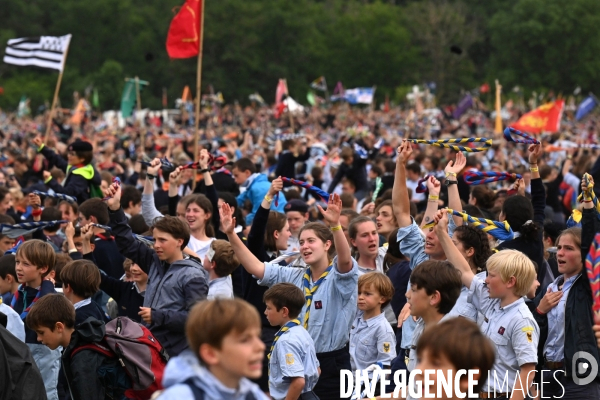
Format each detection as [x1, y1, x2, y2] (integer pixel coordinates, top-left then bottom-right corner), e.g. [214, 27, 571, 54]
[0, 0, 599, 112]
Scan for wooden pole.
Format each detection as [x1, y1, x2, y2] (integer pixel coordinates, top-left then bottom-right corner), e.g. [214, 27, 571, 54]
[494, 79, 503, 134]
[45, 43, 71, 144]
[192, 0, 206, 191]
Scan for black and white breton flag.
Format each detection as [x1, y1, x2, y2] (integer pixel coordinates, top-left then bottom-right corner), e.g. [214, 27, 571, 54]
[3, 34, 71, 72]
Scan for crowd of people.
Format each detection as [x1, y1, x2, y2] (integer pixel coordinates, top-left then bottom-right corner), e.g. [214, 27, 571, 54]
[0, 100, 600, 400]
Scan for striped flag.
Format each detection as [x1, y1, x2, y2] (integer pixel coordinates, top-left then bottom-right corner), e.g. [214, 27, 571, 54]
[3, 35, 71, 71]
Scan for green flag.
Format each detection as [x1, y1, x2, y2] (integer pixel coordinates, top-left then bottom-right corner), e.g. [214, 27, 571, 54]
[307, 91, 316, 106]
[121, 78, 149, 118]
[93, 88, 99, 108]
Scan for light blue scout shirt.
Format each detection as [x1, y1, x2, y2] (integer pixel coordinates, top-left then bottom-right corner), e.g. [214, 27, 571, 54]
[207, 276, 234, 300]
[350, 311, 396, 377]
[543, 274, 578, 362]
[396, 218, 473, 348]
[258, 256, 359, 353]
[356, 246, 397, 326]
[468, 276, 539, 392]
[269, 325, 320, 400]
[405, 314, 455, 373]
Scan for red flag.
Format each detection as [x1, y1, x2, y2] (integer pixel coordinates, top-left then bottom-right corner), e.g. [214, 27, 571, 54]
[510, 100, 564, 134]
[480, 83, 490, 94]
[275, 79, 288, 106]
[166, 0, 201, 59]
[384, 95, 390, 113]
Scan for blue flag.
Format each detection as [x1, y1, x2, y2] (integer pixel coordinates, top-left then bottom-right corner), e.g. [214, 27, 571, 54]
[343, 88, 375, 104]
[576, 95, 597, 121]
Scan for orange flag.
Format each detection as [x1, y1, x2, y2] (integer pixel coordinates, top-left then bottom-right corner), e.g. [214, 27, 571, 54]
[510, 100, 564, 134]
[166, 0, 201, 58]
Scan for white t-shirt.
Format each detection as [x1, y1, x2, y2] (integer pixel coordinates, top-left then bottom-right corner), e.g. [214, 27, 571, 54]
[187, 236, 215, 260]
[0, 302, 25, 342]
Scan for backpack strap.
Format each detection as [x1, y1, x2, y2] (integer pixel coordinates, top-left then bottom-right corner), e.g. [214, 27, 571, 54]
[70, 342, 114, 359]
[183, 377, 204, 400]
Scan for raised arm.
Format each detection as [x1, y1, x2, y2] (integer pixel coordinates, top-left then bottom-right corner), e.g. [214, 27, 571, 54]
[420, 176, 441, 229]
[141, 158, 164, 226]
[392, 141, 413, 228]
[33, 136, 68, 172]
[104, 183, 155, 273]
[318, 193, 353, 273]
[527, 144, 546, 226]
[221, 202, 266, 279]
[444, 152, 466, 226]
[247, 177, 283, 261]
[433, 210, 474, 288]
[198, 149, 225, 239]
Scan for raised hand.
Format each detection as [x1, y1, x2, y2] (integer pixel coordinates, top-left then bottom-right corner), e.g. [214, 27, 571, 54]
[219, 203, 236, 235]
[169, 166, 183, 186]
[147, 158, 162, 176]
[28, 193, 41, 209]
[396, 140, 413, 166]
[268, 176, 284, 197]
[32, 136, 43, 148]
[199, 149, 210, 169]
[81, 223, 95, 241]
[528, 143, 543, 164]
[433, 209, 449, 235]
[64, 222, 75, 240]
[317, 193, 342, 227]
[445, 151, 466, 175]
[102, 182, 121, 211]
[425, 175, 441, 196]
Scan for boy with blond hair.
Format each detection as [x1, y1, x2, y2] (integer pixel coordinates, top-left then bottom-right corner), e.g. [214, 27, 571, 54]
[203, 239, 239, 300]
[12, 239, 61, 400]
[434, 210, 538, 400]
[158, 298, 269, 399]
[264, 283, 320, 400]
[351, 272, 397, 397]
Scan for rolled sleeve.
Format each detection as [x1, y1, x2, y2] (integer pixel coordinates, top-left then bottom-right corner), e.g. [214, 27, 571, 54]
[396, 220, 428, 270]
[331, 256, 359, 301]
[257, 262, 304, 287]
[468, 275, 494, 315]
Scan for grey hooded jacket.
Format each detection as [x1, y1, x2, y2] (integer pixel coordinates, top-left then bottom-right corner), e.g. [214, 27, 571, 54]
[108, 207, 208, 357]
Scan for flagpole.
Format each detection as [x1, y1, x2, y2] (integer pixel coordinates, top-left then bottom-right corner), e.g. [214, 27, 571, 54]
[494, 80, 503, 135]
[192, 0, 206, 191]
[44, 42, 71, 144]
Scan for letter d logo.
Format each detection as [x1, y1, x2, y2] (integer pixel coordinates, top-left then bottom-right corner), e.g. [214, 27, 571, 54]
[572, 351, 598, 386]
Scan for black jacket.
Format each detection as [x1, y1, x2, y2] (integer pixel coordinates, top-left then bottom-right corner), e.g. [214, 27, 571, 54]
[0, 324, 47, 400]
[327, 151, 369, 193]
[534, 208, 600, 380]
[38, 146, 102, 204]
[276, 148, 311, 186]
[62, 318, 128, 400]
[194, 171, 240, 195]
[83, 252, 145, 322]
[93, 233, 126, 280]
[497, 178, 546, 283]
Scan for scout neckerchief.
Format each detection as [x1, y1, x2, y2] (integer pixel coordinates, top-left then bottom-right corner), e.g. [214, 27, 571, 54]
[267, 319, 300, 374]
[11, 284, 43, 320]
[302, 261, 333, 329]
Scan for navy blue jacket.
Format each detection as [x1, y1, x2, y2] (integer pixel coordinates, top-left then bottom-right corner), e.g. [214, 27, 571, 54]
[83, 252, 144, 323]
